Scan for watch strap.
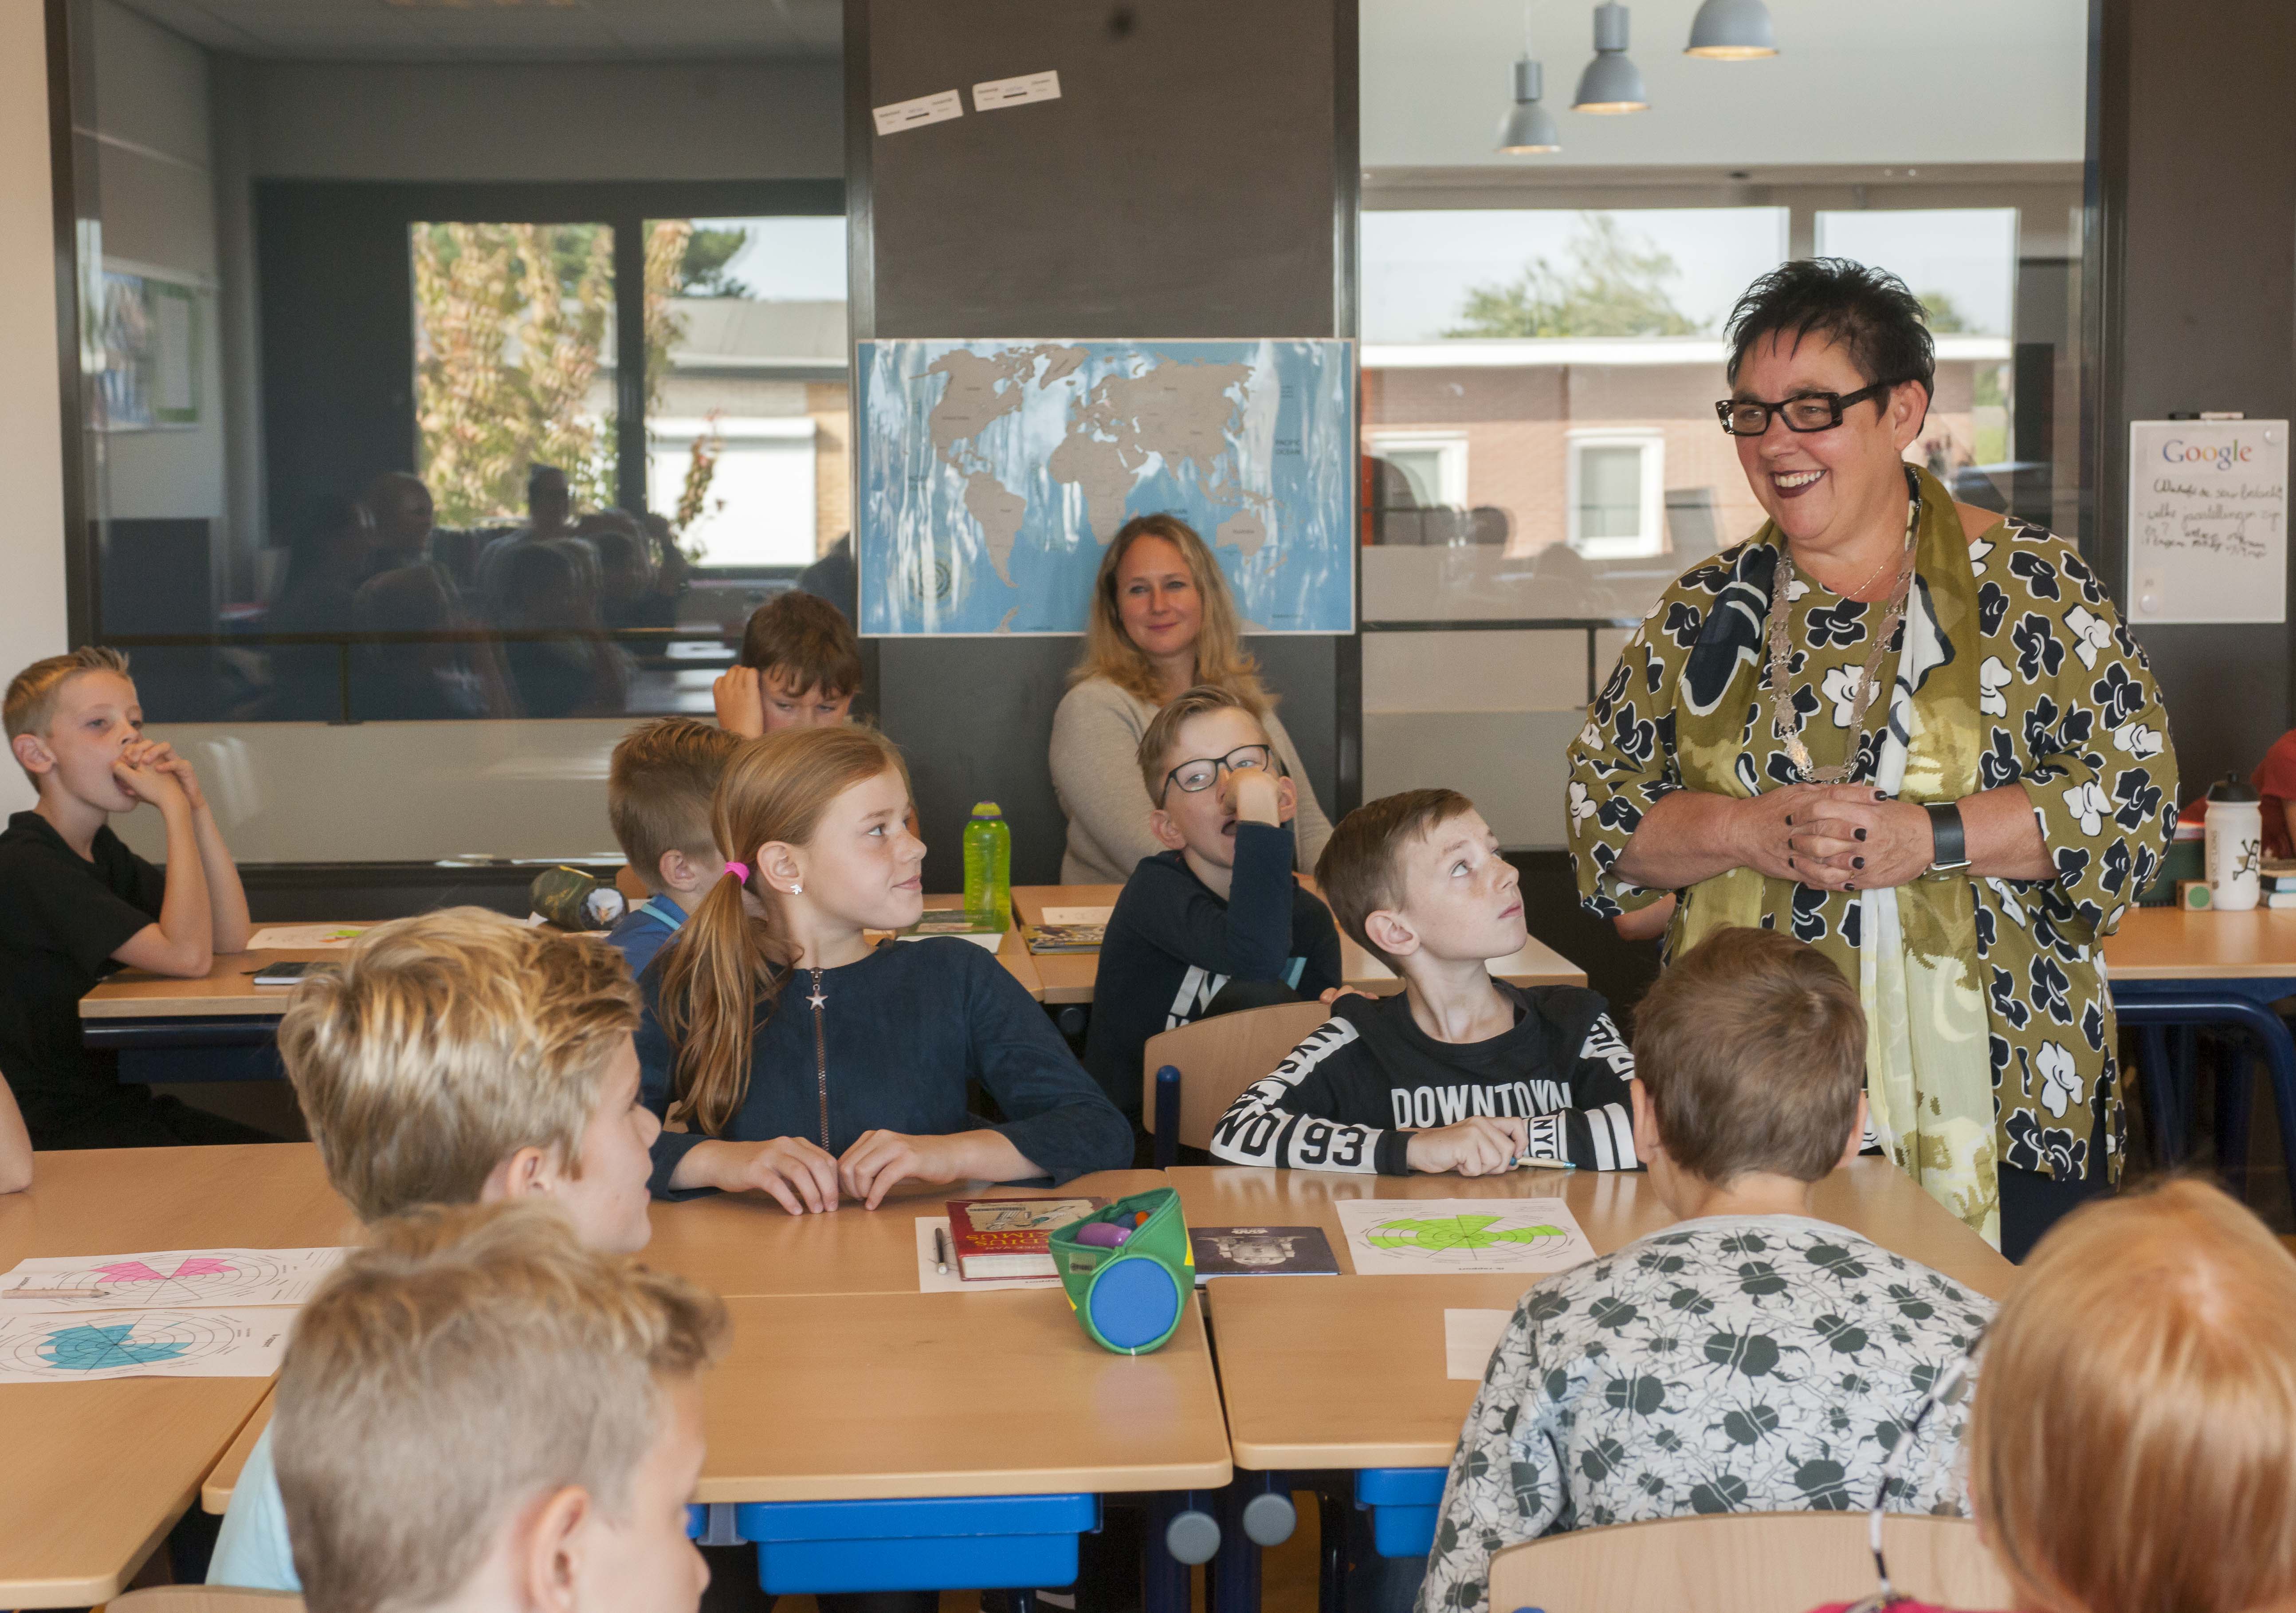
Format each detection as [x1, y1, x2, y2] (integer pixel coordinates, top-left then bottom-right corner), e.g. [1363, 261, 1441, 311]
[1925, 800, 1970, 872]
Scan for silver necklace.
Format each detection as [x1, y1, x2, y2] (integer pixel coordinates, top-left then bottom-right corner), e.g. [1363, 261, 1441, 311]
[1765, 490, 1920, 785]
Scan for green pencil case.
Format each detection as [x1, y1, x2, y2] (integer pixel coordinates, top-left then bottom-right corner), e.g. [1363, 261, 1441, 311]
[1049, 1187, 1192, 1356]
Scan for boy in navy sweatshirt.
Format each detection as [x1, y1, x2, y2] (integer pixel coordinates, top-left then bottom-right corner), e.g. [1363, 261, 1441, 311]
[1083, 686, 1342, 1123]
[1210, 787, 1637, 1175]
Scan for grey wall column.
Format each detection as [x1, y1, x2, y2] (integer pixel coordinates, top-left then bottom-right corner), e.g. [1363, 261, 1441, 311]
[846, 0, 1357, 889]
[2088, 0, 2296, 795]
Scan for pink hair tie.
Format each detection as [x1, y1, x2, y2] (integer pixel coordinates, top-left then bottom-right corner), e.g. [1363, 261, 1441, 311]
[724, 861, 750, 885]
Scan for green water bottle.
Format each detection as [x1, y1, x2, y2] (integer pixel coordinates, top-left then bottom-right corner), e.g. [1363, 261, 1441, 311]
[963, 801, 1012, 925]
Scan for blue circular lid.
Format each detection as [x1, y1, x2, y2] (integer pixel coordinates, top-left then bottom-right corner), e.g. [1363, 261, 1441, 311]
[1087, 1256, 1181, 1351]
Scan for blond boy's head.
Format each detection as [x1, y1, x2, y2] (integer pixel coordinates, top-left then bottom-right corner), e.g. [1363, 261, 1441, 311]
[1630, 925, 1865, 1186]
[609, 717, 743, 897]
[738, 590, 862, 728]
[1138, 685, 1293, 871]
[4, 646, 140, 799]
[1315, 789, 1523, 972]
[1972, 1178, 2296, 1613]
[275, 1200, 726, 1613]
[279, 909, 655, 1248]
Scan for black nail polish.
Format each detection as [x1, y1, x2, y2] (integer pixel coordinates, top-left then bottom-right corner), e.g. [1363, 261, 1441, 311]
[1788, 856, 1796, 869]
[1854, 857, 1865, 869]
[1873, 791, 1885, 801]
[1785, 814, 1794, 826]
[1855, 828, 1868, 841]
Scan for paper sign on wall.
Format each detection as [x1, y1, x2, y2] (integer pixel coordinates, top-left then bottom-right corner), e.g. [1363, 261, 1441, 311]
[973, 71, 1061, 110]
[872, 90, 964, 136]
[2127, 420, 2288, 625]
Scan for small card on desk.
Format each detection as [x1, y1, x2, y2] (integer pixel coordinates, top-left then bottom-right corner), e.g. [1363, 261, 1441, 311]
[1022, 923, 1104, 953]
[896, 909, 1006, 952]
[1189, 1225, 1338, 1282]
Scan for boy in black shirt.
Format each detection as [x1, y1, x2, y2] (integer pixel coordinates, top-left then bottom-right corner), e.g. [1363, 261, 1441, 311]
[1211, 787, 1637, 1174]
[0, 647, 268, 1149]
[1083, 686, 1342, 1122]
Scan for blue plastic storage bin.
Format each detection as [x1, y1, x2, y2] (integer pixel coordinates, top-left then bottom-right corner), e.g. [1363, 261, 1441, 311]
[733, 1493, 1101, 1593]
[1355, 1467, 1446, 1557]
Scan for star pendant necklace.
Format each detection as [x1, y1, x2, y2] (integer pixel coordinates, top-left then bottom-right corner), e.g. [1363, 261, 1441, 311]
[1766, 484, 1921, 785]
[806, 968, 828, 1011]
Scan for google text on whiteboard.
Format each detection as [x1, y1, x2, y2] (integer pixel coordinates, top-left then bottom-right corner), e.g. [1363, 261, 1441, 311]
[2127, 420, 2287, 625]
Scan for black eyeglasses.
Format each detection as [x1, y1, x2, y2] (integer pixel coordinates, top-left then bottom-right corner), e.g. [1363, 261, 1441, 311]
[1715, 379, 1908, 436]
[1159, 744, 1278, 803]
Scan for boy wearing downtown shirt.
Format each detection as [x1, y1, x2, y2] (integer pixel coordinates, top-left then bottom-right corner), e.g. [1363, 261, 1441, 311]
[1083, 685, 1342, 1125]
[1210, 788, 1637, 1174]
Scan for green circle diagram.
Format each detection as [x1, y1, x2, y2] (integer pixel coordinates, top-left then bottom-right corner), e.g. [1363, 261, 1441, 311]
[1366, 1214, 1566, 1255]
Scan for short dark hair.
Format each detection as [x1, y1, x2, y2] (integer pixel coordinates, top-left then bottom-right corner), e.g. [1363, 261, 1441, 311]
[737, 590, 862, 700]
[1314, 788, 1476, 969]
[1724, 257, 1936, 405]
[1631, 925, 1866, 1185]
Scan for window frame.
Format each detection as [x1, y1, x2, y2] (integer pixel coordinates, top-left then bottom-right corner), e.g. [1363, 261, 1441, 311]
[1367, 429, 1469, 508]
[1565, 427, 1667, 558]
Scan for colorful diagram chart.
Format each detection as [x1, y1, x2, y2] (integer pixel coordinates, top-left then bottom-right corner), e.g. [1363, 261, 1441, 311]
[0, 1307, 289, 1382]
[0, 1247, 345, 1311]
[1334, 1197, 1598, 1276]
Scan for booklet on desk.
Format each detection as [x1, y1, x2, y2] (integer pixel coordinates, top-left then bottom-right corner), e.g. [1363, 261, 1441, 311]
[897, 909, 1006, 952]
[1189, 1226, 1339, 1281]
[1023, 923, 1104, 953]
[944, 1196, 1105, 1280]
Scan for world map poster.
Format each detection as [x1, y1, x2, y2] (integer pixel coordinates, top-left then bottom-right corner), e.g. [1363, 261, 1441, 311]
[857, 338, 1355, 635]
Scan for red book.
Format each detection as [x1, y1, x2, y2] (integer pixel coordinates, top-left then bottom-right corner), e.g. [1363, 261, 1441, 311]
[943, 1196, 1105, 1281]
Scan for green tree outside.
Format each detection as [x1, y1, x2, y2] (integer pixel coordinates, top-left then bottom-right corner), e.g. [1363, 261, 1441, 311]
[1445, 214, 1703, 339]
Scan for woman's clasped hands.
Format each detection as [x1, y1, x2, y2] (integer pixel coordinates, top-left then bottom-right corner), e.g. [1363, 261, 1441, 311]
[1735, 782, 1935, 893]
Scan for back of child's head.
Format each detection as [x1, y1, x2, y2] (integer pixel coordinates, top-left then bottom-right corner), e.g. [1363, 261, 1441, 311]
[1971, 1177, 2296, 1613]
[1630, 925, 1864, 1184]
[738, 588, 862, 699]
[274, 1198, 726, 1613]
[5, 645, 131, 782]
[279, 908, 641, 1221]
[657, 724, 910, 1134]
[609, 716, 744, 892]
[1135, 683, 1272, 802]
[1314, 787, 1477, 966]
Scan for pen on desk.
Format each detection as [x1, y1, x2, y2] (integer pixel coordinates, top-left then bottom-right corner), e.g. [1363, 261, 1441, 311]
[933, 1226, 952, 1275]
[1514, 1157, 1577, 1171]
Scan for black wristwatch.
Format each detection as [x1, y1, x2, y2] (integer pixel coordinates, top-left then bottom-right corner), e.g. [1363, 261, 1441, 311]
[1924, 801, 1970, 873]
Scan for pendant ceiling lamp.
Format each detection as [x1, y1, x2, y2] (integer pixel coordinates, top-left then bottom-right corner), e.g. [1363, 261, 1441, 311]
[1496, 56, 1562, 153]
[1685, 0, 1778, 58]
[1572, 2, 1648, 114]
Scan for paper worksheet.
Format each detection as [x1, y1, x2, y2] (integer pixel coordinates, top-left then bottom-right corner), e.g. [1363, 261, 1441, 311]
[1444, 1309, 1513, 1380]
[247, 925, 368, 949]
[0, 1306, 292, 1381]
[0, 1247, 349, 1311]
[912, 1218, 1062, 1295]
[1334, 1198, 1596, 1277]
[1040, 906, 1112, 926]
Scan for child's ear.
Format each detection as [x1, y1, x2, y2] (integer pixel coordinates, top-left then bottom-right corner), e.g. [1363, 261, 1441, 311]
[657, 848, 690, 894]
[1275, 775, 1298, 825]
[1836, 1091, 1870, 1171]
[10, 732, 55, 778]
[481, 1145, 553, 1203]
[757, 840, 805, 897]
[1148, 808, 1188, 851]
[1629, 1079, 1663, 1170]
[515, 1484, 593, 1613]
[1362, 908, 1418, 960]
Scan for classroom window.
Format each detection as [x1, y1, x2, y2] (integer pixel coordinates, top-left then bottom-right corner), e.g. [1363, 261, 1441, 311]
[1566, 431, 1664, 558]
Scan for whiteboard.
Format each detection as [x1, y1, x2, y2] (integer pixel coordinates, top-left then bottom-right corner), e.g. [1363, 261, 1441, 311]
[2126, 420, 2287, 625]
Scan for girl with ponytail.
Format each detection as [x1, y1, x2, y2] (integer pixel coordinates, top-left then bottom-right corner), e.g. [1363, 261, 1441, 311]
[639, 726, 1129, 1213]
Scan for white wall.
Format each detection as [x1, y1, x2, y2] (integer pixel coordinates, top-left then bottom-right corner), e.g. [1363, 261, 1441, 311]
[1362, 0, 2088, 170]
[0, 0, 68, 818]
[247, 58, 843, 180]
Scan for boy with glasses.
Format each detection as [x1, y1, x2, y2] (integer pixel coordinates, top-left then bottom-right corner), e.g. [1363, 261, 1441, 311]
[1082, 685, 1342, 1128]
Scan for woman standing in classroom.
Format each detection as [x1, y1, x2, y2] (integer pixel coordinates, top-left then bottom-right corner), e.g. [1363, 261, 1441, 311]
[1050, 513, 1334, 882]
[1564, 259, 2178, 1261]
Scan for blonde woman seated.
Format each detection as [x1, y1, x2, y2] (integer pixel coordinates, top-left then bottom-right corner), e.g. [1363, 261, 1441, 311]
[1810, 1176, 2296, 1613]
[1052, 514, 1333, 883]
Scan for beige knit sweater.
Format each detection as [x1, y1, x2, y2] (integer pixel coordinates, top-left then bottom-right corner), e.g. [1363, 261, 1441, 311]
[1048, 677, 1335, 885]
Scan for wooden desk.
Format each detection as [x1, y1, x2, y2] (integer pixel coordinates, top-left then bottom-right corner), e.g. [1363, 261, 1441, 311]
[202, 1390, 272, 1514]
[81, 903, 1046, 1059]
[644, 1169, 1168, 1298]
[695, 1289, 1231, 1503]
[1170, 1161, 2012, 1471]
[0, 1145, 352, 1607]
[1011, 885, 1586, 1005]
[2104, 905, 2296, 980]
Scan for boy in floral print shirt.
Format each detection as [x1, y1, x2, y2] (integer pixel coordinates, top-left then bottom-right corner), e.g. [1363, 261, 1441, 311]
[1415, 927, 1993, 1613]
